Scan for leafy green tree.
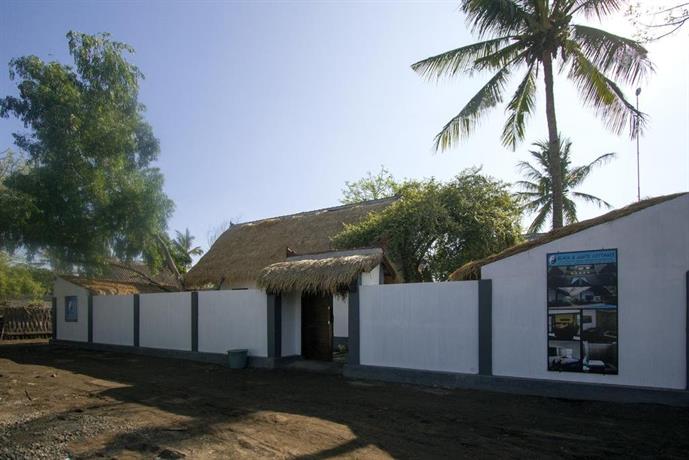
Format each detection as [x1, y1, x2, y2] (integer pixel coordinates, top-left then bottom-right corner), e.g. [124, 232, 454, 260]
[0, 149, 28, 188]
[333, 169, 522, 281]
[341, 166, 399, 204]
[516, 137, 615, 233]
[0, 252, 52, 301]
[0, 32, 174, 270]
[412, 0, 651, 229]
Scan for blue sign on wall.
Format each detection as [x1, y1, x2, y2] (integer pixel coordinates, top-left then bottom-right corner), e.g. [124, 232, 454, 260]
[547, 250, 617, 267]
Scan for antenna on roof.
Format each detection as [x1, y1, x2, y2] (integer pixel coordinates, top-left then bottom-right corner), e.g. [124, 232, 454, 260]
[635, 87, 642, 202]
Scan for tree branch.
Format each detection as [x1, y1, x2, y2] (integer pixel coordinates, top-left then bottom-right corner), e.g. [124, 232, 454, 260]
[109, 261, 175, 292]
[155, 233, 184, 290]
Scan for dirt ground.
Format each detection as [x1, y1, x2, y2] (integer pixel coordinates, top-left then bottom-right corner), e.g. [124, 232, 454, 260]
[1, 342, 688, 459]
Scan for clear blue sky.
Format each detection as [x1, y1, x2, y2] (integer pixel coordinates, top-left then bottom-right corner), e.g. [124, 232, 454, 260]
[2, 1, 688, 252]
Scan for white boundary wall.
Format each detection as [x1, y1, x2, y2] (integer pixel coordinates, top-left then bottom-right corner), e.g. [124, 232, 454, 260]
[93, 295, 133, 346]
[53, 277, 90, 342]
[139, 292, 192, 351]
[333, 294, 348, 338]
[360, 282, 479, 374]
[334, 265, 378, 339]
[281, 291, 301, 356]
[198, 290, 268, 357]
[485, 194, 689, 390]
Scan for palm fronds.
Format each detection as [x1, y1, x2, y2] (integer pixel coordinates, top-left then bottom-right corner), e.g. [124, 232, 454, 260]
[515, 136, 615, 232]
[568, 0, 625, 19]
[572, 191, 612, 208]
[529, 200, 552, 233]
[571, 25, 653, 84]
[414, 0, 650, 148]
[460, 0, 531, 38]
[568, 152, 616, 187]
[411, 37, 513, 80]
[434, 66, 511, 151]
[501, 64, 536, 149]
[567, 46, 644, 137]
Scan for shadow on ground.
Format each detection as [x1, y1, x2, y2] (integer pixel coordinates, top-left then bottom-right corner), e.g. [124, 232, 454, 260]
[1, 342, 688, 459]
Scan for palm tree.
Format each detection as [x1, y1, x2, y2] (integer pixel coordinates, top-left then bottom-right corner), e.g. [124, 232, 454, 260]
[516, 137, 615, 233]
[412, 0, 652, 229]
[172, 228, 203, 273]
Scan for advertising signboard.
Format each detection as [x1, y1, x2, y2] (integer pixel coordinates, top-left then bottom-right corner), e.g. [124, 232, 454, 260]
[547, 249, 618, 374]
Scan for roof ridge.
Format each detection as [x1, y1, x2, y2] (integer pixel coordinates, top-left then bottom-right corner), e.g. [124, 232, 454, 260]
[286, 247, 383, 261]
[233, 196, 398, 228]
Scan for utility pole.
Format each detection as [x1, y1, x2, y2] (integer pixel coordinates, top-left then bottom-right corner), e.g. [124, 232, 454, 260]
[635, 87, 642, 202]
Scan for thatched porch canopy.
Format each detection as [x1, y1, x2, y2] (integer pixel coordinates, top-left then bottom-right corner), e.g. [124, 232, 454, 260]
[185, 198, 396, 288]
[257, 248, 392, 295]
[450, 193, 687, 281]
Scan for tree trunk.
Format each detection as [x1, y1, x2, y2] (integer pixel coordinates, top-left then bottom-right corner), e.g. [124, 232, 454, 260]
[542, 53, 564, 229]
[156, 233, 184, 290]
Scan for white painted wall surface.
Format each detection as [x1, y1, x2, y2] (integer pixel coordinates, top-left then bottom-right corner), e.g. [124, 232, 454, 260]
[53, 277, 89, 342]
[139, 292, 191, 351]
[485, 194, 689, 390]
[333, 293, 349, 338]
[281, 291, 301, 356]
[92, 295, 133, 346]
[197, 290, 268, 357]
[360, 282, 479, 373]
[361, 265, 381, 286]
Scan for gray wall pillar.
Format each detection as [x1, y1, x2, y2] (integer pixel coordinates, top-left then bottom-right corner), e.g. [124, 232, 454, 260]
[87, 295, 93, 343]
[51, 297, 57, 340]
[686, 271, 688, 390]
[478, 279, 493, 376]
[348, 281, 360, 365]
[133, 294, 140, 347]
[267, 294, 282, 358]
[191, 291, 199, 352]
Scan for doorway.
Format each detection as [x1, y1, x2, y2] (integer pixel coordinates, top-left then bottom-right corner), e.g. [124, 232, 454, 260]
[301, 293, 333, 361]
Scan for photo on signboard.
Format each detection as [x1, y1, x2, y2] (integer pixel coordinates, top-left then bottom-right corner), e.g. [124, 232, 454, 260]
[548, 339, 582, 372]
[548, 310, 580, 340]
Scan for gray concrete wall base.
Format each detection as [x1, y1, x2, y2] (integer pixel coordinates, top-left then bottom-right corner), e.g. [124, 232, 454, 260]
[343, 364, 689, 407]
[49, 339, 296, 369]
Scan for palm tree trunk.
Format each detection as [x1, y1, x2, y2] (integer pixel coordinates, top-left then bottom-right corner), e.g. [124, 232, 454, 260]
[542, 53, 564, 229]
[156, 233, 184, 289]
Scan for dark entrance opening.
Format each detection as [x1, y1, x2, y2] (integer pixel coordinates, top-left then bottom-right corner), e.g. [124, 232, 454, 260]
[301, 293, 333, 361]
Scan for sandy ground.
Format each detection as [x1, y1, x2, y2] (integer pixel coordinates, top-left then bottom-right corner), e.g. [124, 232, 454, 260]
[0, 341, 688, 459]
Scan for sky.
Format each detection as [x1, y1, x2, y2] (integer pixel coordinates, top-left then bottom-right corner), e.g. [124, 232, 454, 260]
[1, 0, 688, 252]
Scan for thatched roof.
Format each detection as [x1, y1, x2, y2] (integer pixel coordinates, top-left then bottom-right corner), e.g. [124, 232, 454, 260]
[102, 262, 178, 287]
[257, 248, 388, 295]
[450, 193, 687, 281]
[58, 261, 179, 295]
[60, 275, 171, 295]
[185, 198, 396, 287]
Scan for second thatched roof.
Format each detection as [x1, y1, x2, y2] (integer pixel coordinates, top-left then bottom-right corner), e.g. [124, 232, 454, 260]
[59, 275, 172, 295]
[185, 198, 396, 288]
[57, 261, 179, 295]
[257, 248, 390, 295]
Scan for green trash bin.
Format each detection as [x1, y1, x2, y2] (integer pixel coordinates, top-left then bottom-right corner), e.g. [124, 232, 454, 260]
[228, 349, 248, 369]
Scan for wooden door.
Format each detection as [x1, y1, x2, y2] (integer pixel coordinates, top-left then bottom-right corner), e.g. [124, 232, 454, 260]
[301, 293, 333, 361]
